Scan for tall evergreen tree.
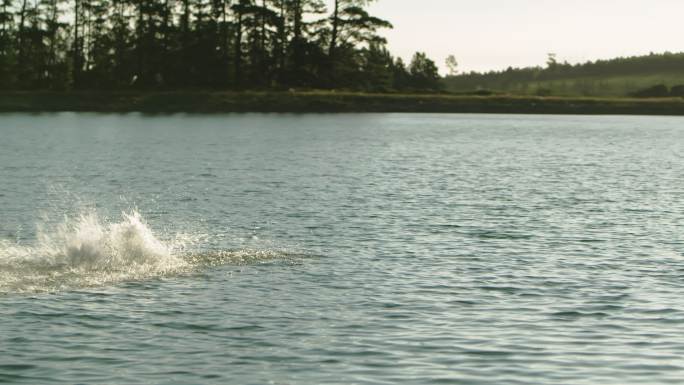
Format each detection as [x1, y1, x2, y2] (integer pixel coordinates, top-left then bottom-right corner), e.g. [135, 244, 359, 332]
[408, 51, 440, 90]
[326, 0, 389, 86]
[0, 0, 16, 87]
[0, 0, 441, 91]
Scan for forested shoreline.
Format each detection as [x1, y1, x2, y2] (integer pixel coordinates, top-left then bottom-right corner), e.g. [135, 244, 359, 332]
[0, 0, 441, 91]
[444, 52, 684, 97]
[3, 0, 684, 102]
[5, 90, 684, 115]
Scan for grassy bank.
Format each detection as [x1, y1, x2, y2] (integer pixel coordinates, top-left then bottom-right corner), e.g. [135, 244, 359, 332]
[441, 52, 684, 97]
[444, 72, 684, 98]
[2, 91, 684, 115]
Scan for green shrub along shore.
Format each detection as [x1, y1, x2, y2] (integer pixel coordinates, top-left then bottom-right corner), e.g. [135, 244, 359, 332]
[2, 91, 684, 115]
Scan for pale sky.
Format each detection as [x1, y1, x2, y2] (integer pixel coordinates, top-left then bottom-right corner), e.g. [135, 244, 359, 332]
[332, 0, 684, 74]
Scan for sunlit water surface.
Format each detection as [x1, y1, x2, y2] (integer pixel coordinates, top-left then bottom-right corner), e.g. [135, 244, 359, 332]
[1, 113, 684, 384]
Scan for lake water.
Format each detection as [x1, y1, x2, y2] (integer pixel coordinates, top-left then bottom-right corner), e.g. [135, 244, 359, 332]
[1, 113, 684, 384]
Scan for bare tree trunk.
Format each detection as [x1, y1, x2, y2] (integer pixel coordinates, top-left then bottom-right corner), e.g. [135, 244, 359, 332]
[72, 0, 81, 87]
[181, 0, 190, 55]
[47, 0, 59, 85]
[277, 0, 284, 72]
[84, 1, 92, 71]
[260, 0, 266, 52]
[328, 0, 339, 84]
[234, 5, 242, 86]
[16, 0, 28, 71]
[162, 0, 170, 55]
[136, 1, 144, 82]
[0, 1, 7, 39]
[221, 0, 228, 54]
[328, 0, 338, 58]
[260, 0, 267, 84]
[292, 0, 302, 70]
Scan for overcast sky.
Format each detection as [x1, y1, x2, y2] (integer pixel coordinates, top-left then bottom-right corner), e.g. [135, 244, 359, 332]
[337, 0, 684, 74]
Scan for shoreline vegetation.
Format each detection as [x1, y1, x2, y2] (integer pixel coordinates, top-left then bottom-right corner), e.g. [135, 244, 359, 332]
[2, 0, 684, 115]
[3, 91, 684, 115]
[444, 52, 684, 98]
[0, 0, 442, 93]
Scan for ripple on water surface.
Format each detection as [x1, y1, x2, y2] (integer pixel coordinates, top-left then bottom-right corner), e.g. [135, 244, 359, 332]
[3, 114, 684, 385]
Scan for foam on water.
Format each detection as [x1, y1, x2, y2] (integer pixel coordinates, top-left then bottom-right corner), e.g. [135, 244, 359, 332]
[0, 210, 290, 294]
[0, 210, 191, 293]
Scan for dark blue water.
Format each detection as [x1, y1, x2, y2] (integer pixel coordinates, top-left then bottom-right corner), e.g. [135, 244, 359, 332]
[1, 113, 684, 384]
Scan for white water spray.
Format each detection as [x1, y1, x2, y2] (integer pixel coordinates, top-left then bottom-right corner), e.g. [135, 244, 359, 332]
[0, 210, 191, 293]
[0, 209, 304, 294]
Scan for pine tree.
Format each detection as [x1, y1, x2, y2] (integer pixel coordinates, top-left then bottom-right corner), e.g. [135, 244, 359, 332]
[0, 0, 442, 91]
[0, 0, 16, 87]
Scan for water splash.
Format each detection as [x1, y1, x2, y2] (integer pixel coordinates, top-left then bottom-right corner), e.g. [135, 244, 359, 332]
[0, 210, 190, 293]
[0, 210, 295, 294]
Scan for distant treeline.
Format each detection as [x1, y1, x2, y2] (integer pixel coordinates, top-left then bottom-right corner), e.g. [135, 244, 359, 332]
[444, 52, 684, 97]
[629, 84, 684, 98]
[0, 0, 441, 91]
[7, 90, 684, 115]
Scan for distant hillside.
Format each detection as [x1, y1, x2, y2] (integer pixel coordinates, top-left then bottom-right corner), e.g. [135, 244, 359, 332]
[443, 52, 684, 97]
